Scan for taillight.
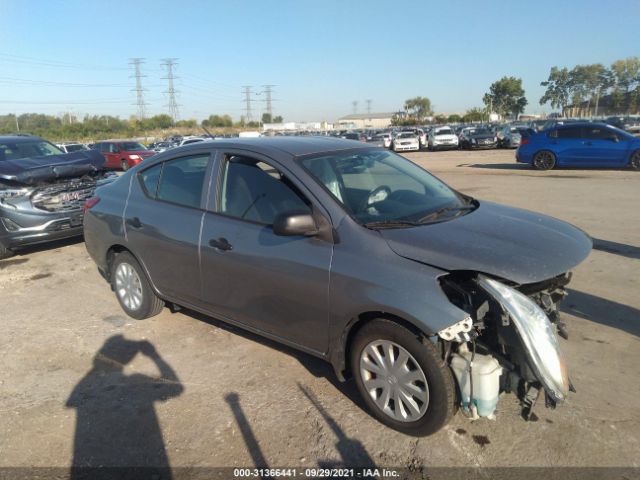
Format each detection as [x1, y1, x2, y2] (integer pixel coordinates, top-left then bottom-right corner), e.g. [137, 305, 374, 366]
[520, 137, 530, 145]
[84, 196, 100, 214]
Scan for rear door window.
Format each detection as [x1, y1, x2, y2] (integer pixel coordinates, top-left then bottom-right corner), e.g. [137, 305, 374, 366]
[155, 154, 210, 209]
[555, 126, 583, 139]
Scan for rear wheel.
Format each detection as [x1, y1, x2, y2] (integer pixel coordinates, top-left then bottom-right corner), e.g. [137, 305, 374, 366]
[350, 319, 455, 436]
[533, 150, 556, 170]
[629, 150, 640, 170]
[111, 251, 164, 319]
[121, 159, 129, 171]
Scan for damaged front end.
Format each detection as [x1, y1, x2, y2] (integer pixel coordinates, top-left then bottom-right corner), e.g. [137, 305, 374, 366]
[438, 271, 573, 420]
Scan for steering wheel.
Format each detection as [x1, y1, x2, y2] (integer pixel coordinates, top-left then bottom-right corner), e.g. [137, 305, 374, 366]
[358, 185, 391, 213]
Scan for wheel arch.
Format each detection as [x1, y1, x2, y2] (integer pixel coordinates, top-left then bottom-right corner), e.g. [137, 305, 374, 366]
[330, 310, 434, 382]
[104, 244, 164, 298]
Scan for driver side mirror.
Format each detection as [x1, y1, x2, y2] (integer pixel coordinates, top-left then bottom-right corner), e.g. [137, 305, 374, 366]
[273, 211, 318, 237]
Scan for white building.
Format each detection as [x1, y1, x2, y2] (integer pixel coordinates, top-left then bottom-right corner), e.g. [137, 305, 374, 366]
[336, 112, 395, 129]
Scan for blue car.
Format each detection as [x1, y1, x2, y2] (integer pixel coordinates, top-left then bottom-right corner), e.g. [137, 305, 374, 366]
[516, 122, 640, 171]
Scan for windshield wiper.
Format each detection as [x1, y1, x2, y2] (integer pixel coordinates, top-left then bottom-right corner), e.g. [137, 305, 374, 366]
[418, 204, 476, 223]
[364, 220, 422, 229]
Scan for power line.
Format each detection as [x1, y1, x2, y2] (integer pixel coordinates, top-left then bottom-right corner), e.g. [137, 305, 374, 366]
[161, 58, 180, 123]
[366, 99, 372, 115]
[261, 85, 277, 120]
[129, 58, 147, 121]
[241, 86, 254, 123]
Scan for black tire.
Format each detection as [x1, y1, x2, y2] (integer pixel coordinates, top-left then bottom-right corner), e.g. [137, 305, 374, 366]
[629, 150, 640, 170]
[0, 243, 14, 260]
[121, 159, 129, 171]
[350, 319, 455, 436]
[532, 150, 556, 170]
[110, 251, 164, 320]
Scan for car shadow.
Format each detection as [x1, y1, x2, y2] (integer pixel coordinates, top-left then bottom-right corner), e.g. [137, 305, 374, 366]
[458, 162, 528, 170]
[182, 309, 364, 411]
[591, 238, 640, 260]
[66, 335, 183, 479]
[563, 289, 640, 337]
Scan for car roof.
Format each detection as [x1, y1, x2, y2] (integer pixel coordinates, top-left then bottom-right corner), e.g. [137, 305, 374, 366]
[0, 135, 43, 142]
[173, 136, 375, 158]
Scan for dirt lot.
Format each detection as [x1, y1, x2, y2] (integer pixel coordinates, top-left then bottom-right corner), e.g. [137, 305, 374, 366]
[1, 149, 639, 476]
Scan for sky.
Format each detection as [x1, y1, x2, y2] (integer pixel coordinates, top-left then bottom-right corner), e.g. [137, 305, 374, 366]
[1, 0, 638, 122]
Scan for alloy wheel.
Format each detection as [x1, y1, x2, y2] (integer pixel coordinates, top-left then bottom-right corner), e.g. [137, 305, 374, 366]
[359, 340, 429, 422]
[631, 151, 640, 170]
[114, 262, 143, 311]
[533, 151, 555, 170]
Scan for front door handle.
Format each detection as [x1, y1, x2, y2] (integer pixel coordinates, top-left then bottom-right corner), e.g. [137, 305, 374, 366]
[209, 237, 233, 251]
[126, 217, 142, 229]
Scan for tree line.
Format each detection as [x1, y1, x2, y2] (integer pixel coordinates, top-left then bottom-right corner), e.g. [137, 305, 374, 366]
[395, 56, 639, 125]
[0, 112, 283, 141]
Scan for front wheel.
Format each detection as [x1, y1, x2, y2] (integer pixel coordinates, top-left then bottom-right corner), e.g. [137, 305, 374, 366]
[0, 243, 14, 260]
[532, 150, 556, 170]
[111, 251, 164, 319]
[350, 319, 455, 436]
[629, 150, 640, 170]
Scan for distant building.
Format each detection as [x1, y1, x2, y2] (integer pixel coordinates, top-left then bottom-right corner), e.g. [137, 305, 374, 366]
[337, 112, 395, 129]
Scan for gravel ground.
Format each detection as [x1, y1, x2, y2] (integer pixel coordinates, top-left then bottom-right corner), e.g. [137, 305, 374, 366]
[1, 149, 638, 477]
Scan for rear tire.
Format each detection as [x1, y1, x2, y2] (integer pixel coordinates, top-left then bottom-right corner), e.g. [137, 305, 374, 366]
[532, 150, 556, 170]
[629, 150, 640, 170]
[350, 319, 455, 436]
[110, 251, 164, 319]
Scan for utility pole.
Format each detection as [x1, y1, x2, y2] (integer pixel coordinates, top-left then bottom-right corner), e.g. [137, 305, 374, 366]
[352, 100, 358, 114]
[129, 58, 147, 121]
[262, 85, 276, 121]
[14, 113, 19, 132]
[242, 86, 254, 124]
[161, 58, 180, 123]
[366, 99, 372, 115]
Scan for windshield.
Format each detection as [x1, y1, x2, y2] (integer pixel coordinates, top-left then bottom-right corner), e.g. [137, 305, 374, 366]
[65, 144, 88, 152]
[0, 140, 63, 161]
[397, 133, 416, 139]
[121, 142, 147, 151]
[435, 128, 453, 136]
[301, 149, 469, 226]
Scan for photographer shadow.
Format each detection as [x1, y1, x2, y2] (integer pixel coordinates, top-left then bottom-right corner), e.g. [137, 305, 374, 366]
[66, 335, 183, 479]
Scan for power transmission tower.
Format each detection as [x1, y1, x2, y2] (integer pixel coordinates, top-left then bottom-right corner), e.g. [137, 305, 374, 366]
[242, 86, 254, 124]
[129, 58, 147, 121]
[366, 99, 372, 115]
[161, 58, 180, 123]
[352, 101, 358, 114]
[262, 85, 276, 121]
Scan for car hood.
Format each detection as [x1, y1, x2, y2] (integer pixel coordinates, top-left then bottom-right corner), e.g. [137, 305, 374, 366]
[380, 201, 592, 285]
[0, 150, 106, 185]
[434, 134, 458, 140]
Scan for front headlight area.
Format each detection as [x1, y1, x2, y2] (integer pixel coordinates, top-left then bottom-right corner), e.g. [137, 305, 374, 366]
[437, 272, 571, 420]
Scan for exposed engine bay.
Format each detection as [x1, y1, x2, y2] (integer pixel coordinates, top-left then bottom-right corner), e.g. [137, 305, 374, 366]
[438, 271, 573, 420]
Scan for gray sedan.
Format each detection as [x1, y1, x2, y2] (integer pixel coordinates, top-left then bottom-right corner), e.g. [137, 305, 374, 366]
[84, 137, 591, 435]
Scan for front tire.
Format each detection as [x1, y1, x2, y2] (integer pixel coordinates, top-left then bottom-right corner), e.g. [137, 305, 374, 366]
[350, 319, 455, 436]
[629, 150, 640, 170]
[0, 243, 14, 260]
[532, 150, 556, 170]
[111, 251, 164, 319]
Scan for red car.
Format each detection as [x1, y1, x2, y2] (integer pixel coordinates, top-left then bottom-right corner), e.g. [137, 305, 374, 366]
[92, 140, 155, 170]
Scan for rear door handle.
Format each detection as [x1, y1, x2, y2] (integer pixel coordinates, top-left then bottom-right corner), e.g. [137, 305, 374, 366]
[209, 237, 233, 251]
[126, 217, 142, 229]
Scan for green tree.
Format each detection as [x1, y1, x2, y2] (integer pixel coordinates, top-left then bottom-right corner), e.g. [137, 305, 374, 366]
[447, 114, 462, 123]
[403, 96, 432, 123]
[540, 67, 571, 111]
[483, 77, 527, 119]
[273, 115, 283, 123]
[610, 57, 640, 113]
[462, 108, 484, 123]
[261, 113, 272, 124]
